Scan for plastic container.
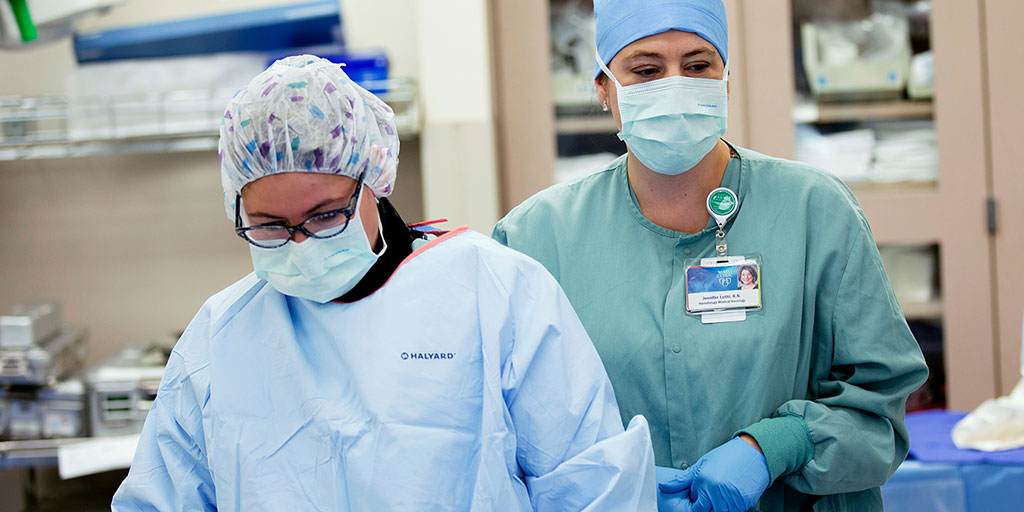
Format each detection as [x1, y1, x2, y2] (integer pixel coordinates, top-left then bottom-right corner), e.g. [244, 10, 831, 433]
[38, 379, 86, 438]
[74, 0, 342, 63]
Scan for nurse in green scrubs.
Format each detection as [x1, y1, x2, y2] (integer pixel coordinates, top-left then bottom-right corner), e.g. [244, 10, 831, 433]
[493, 1, 928, 511]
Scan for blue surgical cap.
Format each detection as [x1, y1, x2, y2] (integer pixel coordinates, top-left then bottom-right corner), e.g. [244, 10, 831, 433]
[594, 0, 729, 79]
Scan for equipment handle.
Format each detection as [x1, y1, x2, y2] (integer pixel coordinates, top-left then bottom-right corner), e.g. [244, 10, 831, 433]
[8, 0, 38, 42]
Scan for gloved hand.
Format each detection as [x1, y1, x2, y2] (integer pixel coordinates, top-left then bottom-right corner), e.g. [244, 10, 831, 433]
[658, 437, 770, 512]
[657, 477, 694, 511]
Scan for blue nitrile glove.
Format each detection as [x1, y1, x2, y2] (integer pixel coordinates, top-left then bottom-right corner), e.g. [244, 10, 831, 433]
[658, 474, 694, 511]
[658, 437, 770, 512]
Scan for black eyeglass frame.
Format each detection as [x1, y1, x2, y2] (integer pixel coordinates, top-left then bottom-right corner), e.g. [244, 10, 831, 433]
[234, 171, 367, 249]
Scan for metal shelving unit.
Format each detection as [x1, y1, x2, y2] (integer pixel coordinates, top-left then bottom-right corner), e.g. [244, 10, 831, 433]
[792, 98, 935, 124]
[0, 438, 83, 470]
[0, 78, 420, 161]
[553, 112, 616, 135]
[0, 435, 139, 476]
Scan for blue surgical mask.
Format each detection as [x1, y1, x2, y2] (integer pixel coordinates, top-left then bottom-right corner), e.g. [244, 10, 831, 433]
[598, 54, 728, 175]
[249, 193, 387, 303]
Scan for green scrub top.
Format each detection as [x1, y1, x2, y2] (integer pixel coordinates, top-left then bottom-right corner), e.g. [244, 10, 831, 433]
[493, 145, 928, 511]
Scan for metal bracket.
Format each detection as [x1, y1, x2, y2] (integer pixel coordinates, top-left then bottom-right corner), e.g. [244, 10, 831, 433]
[986, 197, 998, 235]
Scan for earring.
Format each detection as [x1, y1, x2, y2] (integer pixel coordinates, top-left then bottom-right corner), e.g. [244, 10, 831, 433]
[601, 102, 609, 112]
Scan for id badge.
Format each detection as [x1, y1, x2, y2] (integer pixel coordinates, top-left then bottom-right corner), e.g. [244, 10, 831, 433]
[684, 254, 762, 323]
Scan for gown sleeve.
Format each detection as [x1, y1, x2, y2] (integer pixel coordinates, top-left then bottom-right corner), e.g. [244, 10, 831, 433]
[111, 325, 216, 511]
[740, 222, 930, 495]
[481, 247, 657, 511]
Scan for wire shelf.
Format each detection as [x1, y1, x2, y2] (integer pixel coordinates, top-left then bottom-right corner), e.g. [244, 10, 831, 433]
[0, 78, 420, 161]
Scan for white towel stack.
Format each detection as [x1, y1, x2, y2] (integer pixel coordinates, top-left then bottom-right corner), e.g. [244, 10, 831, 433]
[795, 121, 939, 184]
[795, 125, 875, 183]
[871, 121, 940, 183]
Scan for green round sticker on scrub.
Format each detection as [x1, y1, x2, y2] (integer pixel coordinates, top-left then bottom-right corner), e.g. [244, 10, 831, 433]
[707, 187, 738, 227]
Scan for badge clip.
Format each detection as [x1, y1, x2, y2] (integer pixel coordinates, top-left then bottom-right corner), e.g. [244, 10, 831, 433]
[706, 187, 738, 260]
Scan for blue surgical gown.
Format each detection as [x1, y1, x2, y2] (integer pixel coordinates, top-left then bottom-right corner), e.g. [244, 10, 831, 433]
[112, 228, 656, 511]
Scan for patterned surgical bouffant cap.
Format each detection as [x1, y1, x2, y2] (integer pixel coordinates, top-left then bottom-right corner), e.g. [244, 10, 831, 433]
[219, 55, 399, 218]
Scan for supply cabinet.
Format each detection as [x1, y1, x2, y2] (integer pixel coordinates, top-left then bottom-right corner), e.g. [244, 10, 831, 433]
[736, 0, 1018, 410]
[490, 0, 1023, 410]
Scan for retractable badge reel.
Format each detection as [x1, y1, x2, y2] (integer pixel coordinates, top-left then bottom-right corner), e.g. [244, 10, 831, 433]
[683, 188, 763, 324]
[708, 188, 737, 257]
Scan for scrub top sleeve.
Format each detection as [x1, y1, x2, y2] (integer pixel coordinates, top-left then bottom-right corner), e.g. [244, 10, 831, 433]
[493, 255, 656, 510]
[112, 351, 215, 511]
[749, 227, 929, 495]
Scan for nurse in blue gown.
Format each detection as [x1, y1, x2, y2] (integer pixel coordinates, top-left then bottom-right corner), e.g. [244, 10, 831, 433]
[111, 55, 656, 512]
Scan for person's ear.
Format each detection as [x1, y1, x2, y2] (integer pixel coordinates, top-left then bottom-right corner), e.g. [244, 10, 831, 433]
[595, 77, 609, 110]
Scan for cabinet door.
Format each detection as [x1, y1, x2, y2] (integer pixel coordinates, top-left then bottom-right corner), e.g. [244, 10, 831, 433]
[985, 1, 1024, 395]
[739, 0, 996, 409]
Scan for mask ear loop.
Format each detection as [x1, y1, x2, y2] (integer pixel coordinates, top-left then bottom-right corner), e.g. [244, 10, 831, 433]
[373, 211, 388, 258]
[352, 183, 388, 258]
[595, 50, 623, 89]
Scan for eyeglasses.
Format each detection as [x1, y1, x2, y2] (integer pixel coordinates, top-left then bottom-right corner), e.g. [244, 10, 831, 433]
[235, 172, 366, 249]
